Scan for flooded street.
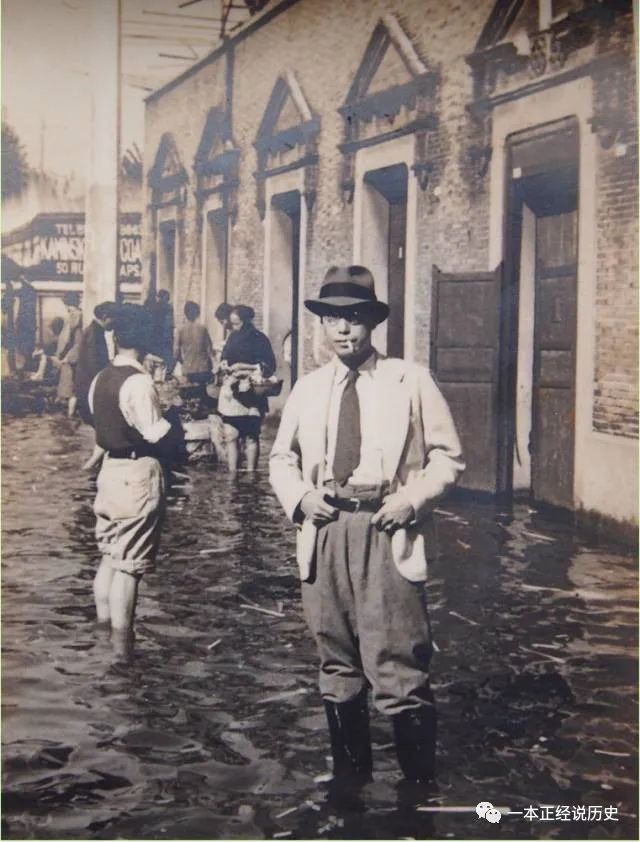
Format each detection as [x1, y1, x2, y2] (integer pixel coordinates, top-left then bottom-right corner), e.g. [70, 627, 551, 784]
[2, 412, 638, 840]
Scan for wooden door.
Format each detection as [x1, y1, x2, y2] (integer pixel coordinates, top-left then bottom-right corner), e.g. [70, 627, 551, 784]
[531, 210, 578, 508]
[431, 264, 503, 492]
[387, 200, 406, 358]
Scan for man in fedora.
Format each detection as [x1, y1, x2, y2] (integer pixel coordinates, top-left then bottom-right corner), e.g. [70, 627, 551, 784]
[270, 265, 464, 789]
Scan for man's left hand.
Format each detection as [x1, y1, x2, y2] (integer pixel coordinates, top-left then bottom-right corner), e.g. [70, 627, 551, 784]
[370, 493, 415, 533]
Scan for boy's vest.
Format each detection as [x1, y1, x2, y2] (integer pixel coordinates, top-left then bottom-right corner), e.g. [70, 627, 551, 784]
[93, 364, 147, 452]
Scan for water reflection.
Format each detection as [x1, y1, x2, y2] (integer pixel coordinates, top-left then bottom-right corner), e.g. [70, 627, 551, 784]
[2, 414, 638, 839]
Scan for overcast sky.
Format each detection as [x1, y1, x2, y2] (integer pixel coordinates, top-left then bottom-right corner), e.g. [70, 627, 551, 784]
[2, 0, 229, 180]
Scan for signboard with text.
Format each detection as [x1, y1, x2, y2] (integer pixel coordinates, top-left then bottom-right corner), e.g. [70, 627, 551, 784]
[1, 212, 142, 287]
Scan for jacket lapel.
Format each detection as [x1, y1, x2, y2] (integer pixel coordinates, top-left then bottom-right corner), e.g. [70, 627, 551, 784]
[303, 361, 335, 486]
[377, 358, 410, 481]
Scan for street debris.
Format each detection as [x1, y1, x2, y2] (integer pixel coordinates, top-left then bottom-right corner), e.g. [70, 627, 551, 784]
[448, 610, 479, 626]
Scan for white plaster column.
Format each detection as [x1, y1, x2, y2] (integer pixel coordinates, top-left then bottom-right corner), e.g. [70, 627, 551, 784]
[83, 0, 120, 320]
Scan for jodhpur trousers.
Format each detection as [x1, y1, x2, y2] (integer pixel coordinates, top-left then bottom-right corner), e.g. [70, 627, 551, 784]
[301, 509, 434, 716]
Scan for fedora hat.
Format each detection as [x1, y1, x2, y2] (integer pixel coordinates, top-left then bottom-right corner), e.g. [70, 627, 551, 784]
[304, 265, 389, 324]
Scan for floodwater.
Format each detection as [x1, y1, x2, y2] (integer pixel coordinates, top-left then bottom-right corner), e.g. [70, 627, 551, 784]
[1, 411, 638, 840]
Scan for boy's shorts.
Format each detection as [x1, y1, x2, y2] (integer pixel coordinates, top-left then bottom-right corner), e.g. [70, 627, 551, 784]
[94, 455, 165, 576]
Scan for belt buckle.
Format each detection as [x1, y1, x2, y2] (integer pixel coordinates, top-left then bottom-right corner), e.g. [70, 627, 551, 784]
[349, 497, 361, 514]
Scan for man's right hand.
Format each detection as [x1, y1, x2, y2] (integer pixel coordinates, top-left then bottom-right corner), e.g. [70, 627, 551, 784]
[300, 490, 339, 526]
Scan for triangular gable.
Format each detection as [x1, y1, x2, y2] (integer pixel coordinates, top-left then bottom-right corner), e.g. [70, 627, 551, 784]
[148, 133, 188, 195]
[193, 107, 239, 180]
[274, 95, 304, 135]
[254, 72, 319, 157]
[368, 41, 415, 95]
[345, 14, 427, 105]
[475, 0, 527, 50]
[341, 14, 434, 126]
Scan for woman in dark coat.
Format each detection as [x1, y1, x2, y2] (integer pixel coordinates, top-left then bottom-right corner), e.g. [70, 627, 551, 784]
[75, 301, 117, 424]
[219, 305, 276, 472]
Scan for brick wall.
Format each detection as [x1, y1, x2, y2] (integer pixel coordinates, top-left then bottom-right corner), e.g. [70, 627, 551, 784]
[592, 39, 638, 439]
[144, 0, 637, 440]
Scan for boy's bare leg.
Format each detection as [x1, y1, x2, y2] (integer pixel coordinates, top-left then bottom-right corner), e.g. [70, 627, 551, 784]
[111, 627, 135, 662]
[68, 395, 77, 418]
[93, 557, 114, 623]
[30, 353, 47, 381]
[245, 436, 259, 472]
[109, 570, 140, 631]
[227, 438, 239, 473]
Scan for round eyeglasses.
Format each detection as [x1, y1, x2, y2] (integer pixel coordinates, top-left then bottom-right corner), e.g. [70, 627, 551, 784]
[322, 311, 364, 326]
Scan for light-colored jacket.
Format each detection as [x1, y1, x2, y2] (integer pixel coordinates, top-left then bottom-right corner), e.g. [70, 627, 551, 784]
[269, 354, 464, 582]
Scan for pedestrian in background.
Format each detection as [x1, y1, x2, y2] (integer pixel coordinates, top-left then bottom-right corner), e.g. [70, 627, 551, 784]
[214, 302, 232, 338]
[148, 289, 175, 377]
[174, 300, 214, 385]
[75, 301, 117, 425]
[30, 317, 65, 384]
[89, 304, 177, 659]
[12, 274, 37, 373]
[55, 291, 83, 417]
[212, 302, 233, 369]
[219, 304, 276, 473]
[270, 265, 464, 797]
[1, 291, 16, 378]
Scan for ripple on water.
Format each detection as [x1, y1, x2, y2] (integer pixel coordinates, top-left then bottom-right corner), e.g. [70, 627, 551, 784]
[1, 413, 638, 839]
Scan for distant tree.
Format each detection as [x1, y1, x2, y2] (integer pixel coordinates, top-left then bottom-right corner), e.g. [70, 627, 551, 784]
[1, 121, 30, 200]
[121, 143, 143, 182]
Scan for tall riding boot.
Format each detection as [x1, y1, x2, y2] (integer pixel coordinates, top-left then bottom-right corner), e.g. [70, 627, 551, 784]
[392, 704, 437, 783]
[324, 688, 373, 783]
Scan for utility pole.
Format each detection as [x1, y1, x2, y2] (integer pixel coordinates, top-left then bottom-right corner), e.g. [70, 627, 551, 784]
[83, 0, 121, 321]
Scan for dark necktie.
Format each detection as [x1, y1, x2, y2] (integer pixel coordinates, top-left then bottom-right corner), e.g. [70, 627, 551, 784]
[333, 370, 361, 484]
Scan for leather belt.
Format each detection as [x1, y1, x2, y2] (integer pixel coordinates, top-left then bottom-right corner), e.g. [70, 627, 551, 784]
[323, 493, 383, 514]
[107, 446, 157, 460]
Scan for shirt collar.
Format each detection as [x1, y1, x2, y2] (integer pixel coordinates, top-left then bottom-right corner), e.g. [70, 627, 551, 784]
[112, 353, 146, 373]
[334, 348, 378, 384]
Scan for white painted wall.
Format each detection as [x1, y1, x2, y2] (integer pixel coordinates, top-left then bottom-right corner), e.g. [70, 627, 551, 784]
[201, 196, 227, 347]
[353, 133, 417, 360]
[359, 181, 390, 354]
[262, 168, 306, 407]
[489, 76, 638, 524]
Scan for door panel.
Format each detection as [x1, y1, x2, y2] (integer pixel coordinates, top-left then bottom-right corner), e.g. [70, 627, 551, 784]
[431, 264, 503, 492]
[531, 211, 577, 508]
[387, 201, 406, 358]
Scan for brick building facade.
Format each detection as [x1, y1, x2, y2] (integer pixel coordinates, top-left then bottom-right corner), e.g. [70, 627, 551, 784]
[143, 0, 637, 528]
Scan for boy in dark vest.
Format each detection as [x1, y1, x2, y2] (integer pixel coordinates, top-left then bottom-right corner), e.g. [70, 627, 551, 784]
[89, 305, 173, 647]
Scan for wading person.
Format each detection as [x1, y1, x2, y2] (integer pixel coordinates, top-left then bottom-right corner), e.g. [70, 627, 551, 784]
[89, 305, 175, 656]
[55, 291, 83, 417]
[174, 300, 214, 394]
[270, 266, 464, 793]
[219, 304, 276, 473]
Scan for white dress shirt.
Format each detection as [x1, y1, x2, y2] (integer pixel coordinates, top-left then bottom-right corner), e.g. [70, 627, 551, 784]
[88, 354, 171, 443]
[325, 350, 385, 486]
[105, 329, 115, 361]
